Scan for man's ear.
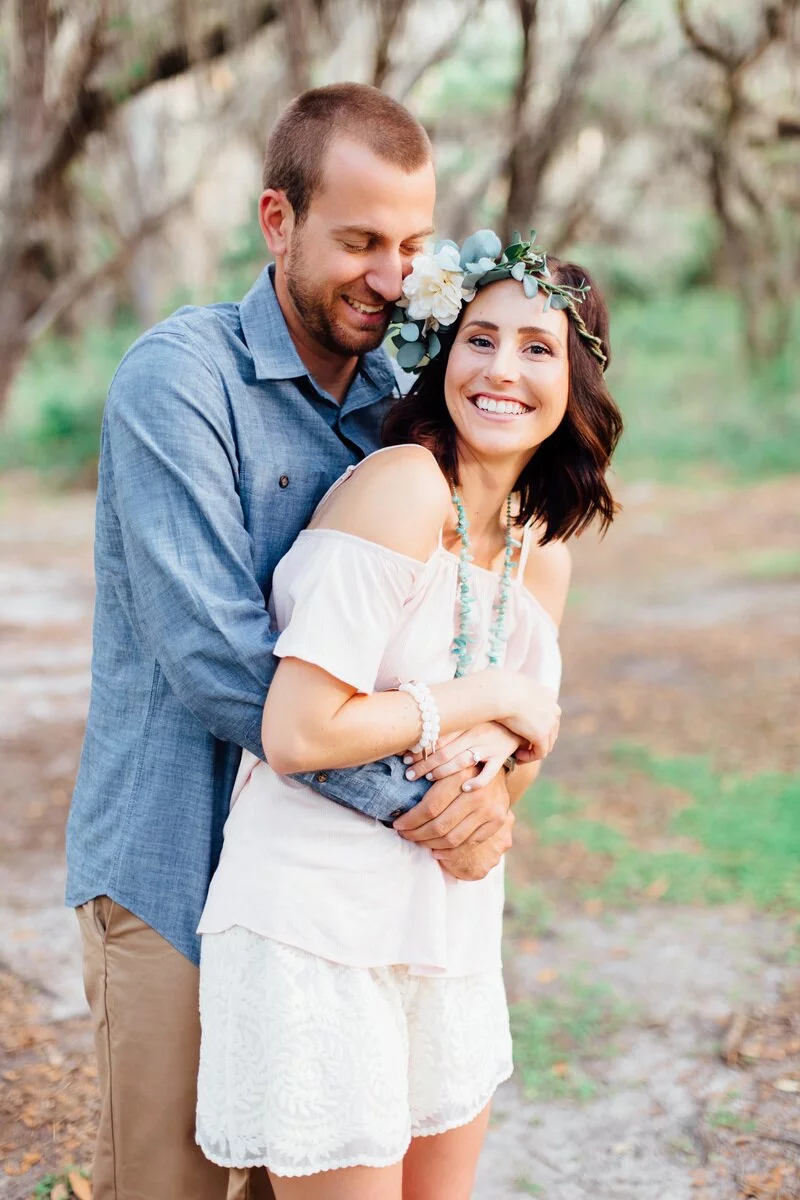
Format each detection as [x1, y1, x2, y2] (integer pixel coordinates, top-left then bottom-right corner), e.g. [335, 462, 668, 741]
[259, 189, 294, 257]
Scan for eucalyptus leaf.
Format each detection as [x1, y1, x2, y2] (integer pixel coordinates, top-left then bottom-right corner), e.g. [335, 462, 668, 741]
[434, 238, 460, 254]
[510, 230, 522, 245]
[549, 293, 569, 310]
[391, 306, 407, 324]
[543, 292, 553, 312]
[522, 275, 539, 298]
[391, 333, 405, 350]
[400, 322, 421, 341]
[478, 267, 512, 286]
[510, 261, 526, 281]
[427, 331, 441, 358]
[396, 340, 426, 370]
[459, 229, 502, 270]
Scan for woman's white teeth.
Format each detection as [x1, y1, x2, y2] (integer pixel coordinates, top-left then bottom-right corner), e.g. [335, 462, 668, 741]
[474, 396, 529, 415]
[346, 297, 384, 314]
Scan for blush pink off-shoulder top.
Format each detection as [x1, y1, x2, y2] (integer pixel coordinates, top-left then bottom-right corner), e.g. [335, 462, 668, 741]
[198, 450, 562, 977]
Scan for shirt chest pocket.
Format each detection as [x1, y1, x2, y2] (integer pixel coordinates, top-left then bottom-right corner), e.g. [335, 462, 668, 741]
[238, 457, 333, 584]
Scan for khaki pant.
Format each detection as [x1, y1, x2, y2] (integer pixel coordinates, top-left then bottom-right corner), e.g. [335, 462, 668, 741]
[77, 896, 276, 1200]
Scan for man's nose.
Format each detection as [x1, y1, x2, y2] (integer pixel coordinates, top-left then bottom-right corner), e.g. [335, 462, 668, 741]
[364, 251, 405, 302]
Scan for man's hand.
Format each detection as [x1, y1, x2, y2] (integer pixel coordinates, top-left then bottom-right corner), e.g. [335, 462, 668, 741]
[433, 810, 515, 880]
[393, 764, 511, 849]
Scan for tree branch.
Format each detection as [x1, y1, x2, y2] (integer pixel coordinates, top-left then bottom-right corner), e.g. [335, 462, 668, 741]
[23, 191, 193, 344]
[395, 0, 485, 102]
[504, 0, 631, 238]
[372, 0, 410, 89]
[33, 2, 281, 190]
[281, 0, 313, 95]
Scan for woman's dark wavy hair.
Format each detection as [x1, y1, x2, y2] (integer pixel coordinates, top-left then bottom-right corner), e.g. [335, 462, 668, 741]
[383, 260, 623, 544]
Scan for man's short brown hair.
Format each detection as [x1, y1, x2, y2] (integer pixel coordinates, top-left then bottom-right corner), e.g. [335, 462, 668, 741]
[263, 82, 432, 223]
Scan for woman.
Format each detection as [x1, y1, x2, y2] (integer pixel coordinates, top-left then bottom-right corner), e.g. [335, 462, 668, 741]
[195, 231, 622, 1199]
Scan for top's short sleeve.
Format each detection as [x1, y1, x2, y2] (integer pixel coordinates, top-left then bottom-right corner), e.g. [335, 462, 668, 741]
[272, 531, 420, 694]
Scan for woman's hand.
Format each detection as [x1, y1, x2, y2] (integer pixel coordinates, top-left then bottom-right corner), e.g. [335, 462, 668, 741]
[404, 722, 521, 791]
[497, 671, 561, 761]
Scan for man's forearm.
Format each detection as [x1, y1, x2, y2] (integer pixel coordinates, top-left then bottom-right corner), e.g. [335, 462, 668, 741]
[506, 759, 541, 805]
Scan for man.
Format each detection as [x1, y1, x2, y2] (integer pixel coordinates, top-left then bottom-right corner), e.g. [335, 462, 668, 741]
[66, 82, 520, 1200]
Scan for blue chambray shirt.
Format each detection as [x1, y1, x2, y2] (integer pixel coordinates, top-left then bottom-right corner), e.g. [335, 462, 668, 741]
[66, 265, 428, 965]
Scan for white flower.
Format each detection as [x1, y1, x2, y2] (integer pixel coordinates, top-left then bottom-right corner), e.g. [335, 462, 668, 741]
[401, 244, 466, 327]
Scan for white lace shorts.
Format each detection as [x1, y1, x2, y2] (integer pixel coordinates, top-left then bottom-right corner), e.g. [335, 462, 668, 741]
[196, 927, 513, 1177]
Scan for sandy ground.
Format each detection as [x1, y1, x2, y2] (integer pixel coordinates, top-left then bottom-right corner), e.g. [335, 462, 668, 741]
[1, 472, 798, 1198]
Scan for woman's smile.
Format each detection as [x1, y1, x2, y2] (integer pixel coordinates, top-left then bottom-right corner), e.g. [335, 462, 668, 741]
[468, 391, 534, 419]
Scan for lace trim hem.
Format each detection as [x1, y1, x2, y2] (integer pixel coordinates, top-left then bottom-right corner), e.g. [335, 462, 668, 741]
[195, 1066, 513, 1177]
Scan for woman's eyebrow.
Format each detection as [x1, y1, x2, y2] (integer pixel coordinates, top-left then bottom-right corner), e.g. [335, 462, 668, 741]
[462, 318, 563, 346]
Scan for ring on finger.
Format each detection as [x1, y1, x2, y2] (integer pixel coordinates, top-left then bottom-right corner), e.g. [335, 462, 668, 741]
[469, 748, 482, 765]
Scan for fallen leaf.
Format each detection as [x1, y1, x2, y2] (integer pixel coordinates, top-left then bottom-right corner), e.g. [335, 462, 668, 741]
[19, 1151, 40, 1172]
[536, 967, 558, 985]
[724, 1009, 749, 1065]
[773, 1077, 800, 1093]
[68, 1171, 93, 1200]
[551, 1061, 569, 1077]
[583, 898, 603, 917]
[644, 877, 668, 899]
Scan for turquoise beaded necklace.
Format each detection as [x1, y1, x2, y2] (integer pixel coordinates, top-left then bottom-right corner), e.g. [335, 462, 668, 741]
[450, 490, 516, 678]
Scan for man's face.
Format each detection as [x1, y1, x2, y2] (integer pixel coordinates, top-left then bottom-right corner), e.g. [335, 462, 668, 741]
[283, 138, 436, 356]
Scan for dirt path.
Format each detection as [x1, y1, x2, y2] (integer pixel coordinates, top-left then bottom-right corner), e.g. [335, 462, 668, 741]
[1, 474, 798, 1198]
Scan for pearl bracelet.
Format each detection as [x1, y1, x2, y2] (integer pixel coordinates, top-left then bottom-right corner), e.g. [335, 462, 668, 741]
[398, 680, 440, 757]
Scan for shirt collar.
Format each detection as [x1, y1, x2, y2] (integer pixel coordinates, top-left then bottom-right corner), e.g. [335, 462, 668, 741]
[239, 265, 397, 398]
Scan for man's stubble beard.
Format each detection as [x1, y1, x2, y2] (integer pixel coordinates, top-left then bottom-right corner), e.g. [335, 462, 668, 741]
[285, 245, 389, 357]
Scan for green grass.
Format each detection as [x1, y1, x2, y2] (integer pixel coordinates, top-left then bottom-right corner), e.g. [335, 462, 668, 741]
[510, 974, 627, 1102]
[707, 1105, 756, 1133]
[514, 1177, 545, 1196]
[520, 749, 800, 911]
[504, 879, 552, 939]
[741, 549, 800, 579]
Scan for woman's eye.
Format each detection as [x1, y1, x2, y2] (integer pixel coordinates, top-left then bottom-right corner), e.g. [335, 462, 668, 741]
[525, 343, 550, 356]
[468, 336, 494, 349]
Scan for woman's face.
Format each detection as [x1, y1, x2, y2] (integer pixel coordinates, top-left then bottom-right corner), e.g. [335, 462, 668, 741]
[443, 279, 570, 467]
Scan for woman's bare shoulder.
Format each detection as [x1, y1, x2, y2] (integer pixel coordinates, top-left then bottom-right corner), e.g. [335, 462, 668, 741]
[311, 445, 452, 561]
[521, 533, 572, 627]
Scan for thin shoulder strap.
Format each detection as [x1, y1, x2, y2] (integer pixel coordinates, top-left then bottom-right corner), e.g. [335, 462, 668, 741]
[314, 463, 357, 513]
[311, 444, 424, 522]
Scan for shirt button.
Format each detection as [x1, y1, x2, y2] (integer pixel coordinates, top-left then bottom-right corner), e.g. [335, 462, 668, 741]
[315, 772, 328, 783]
[389, 807, 405, 820]
[279, 475, 290, 489]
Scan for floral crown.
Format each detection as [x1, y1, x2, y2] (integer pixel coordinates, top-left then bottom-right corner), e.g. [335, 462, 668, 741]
[387, 228, 607, 374]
